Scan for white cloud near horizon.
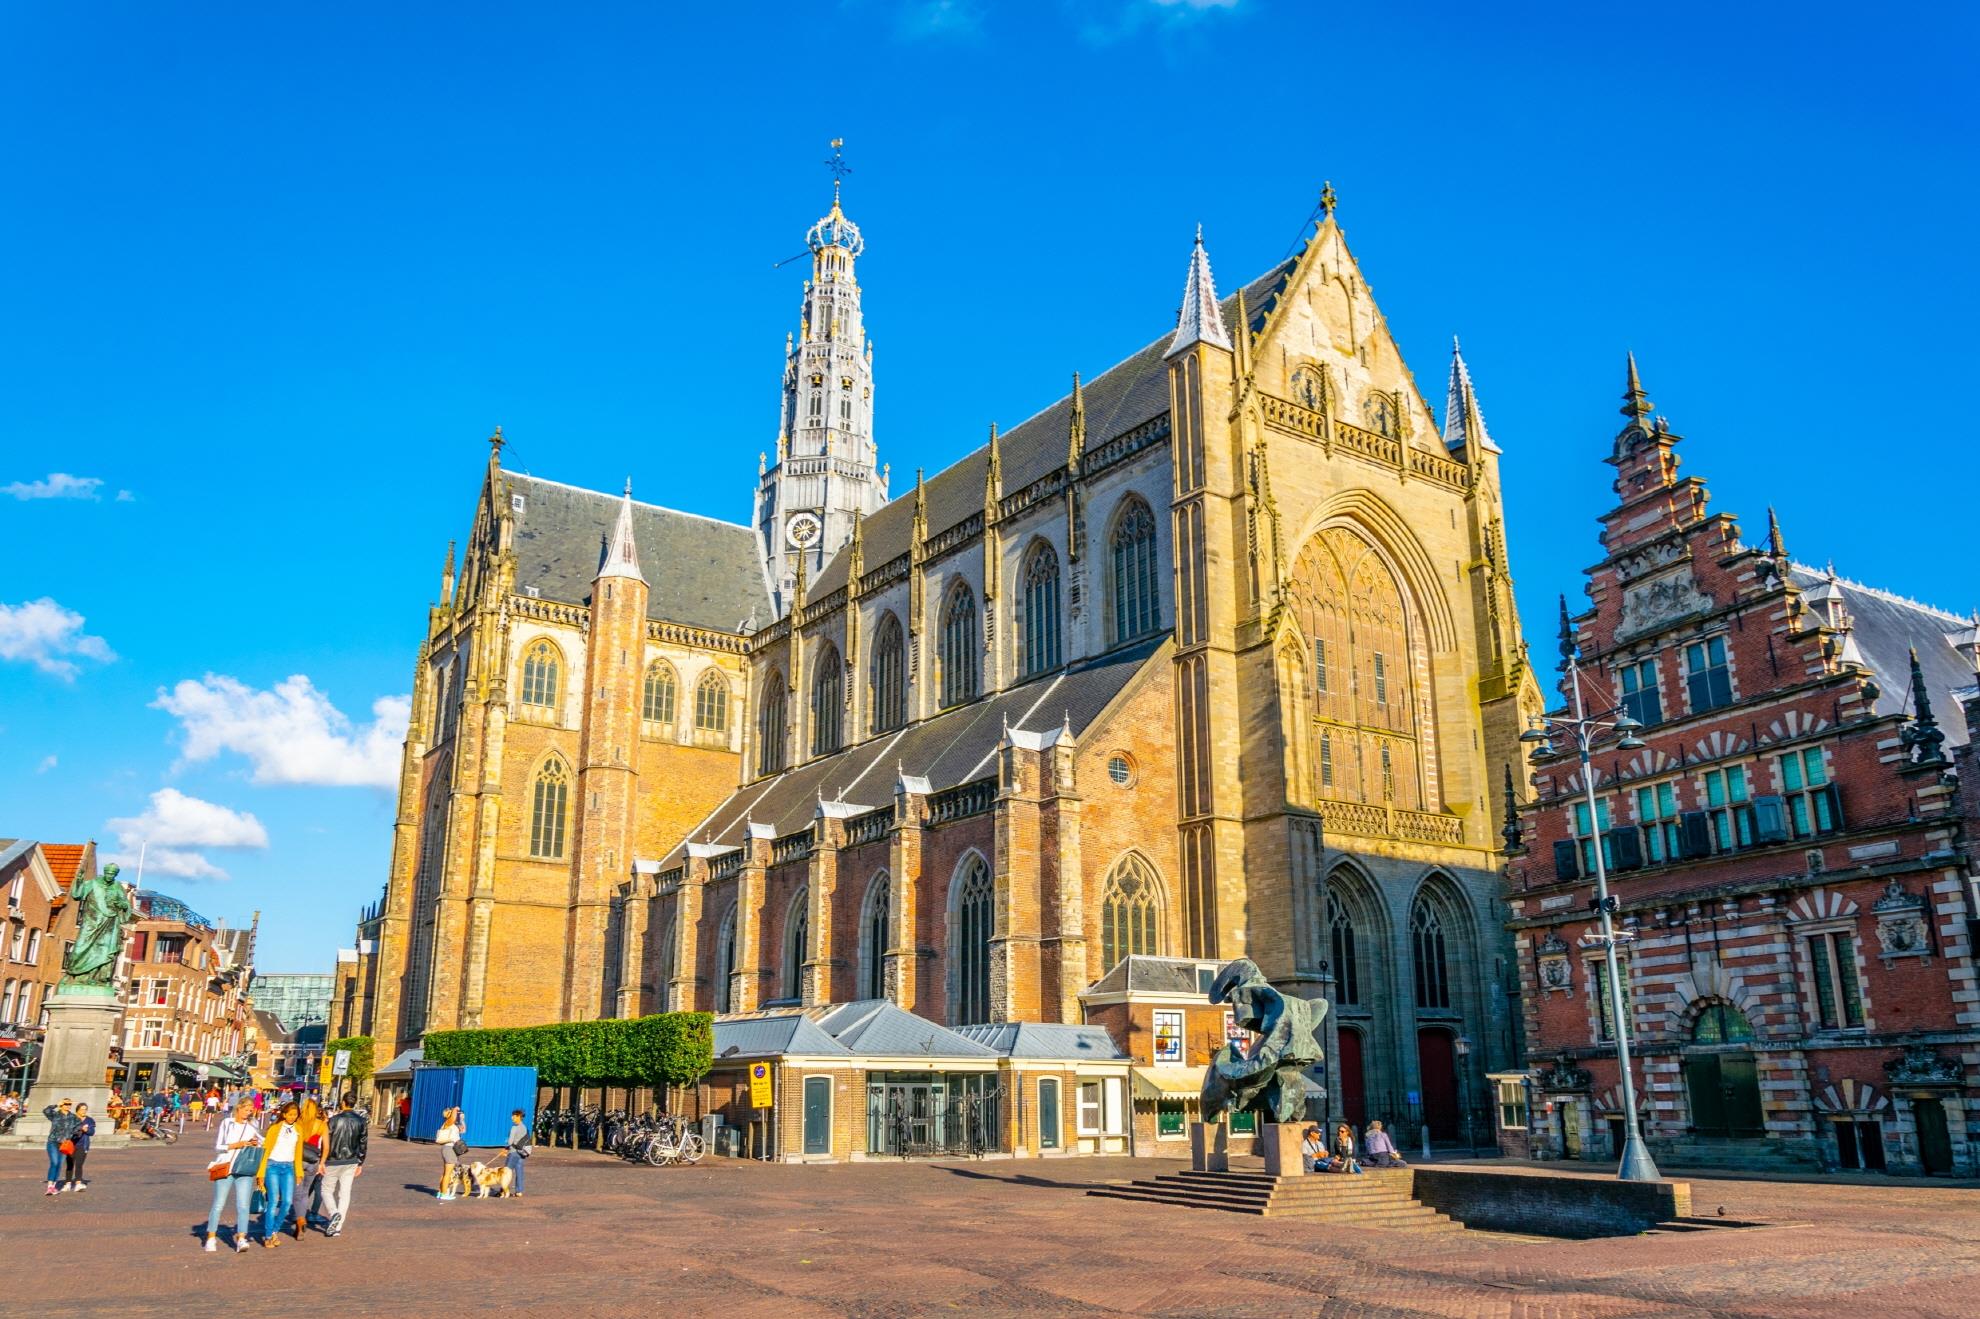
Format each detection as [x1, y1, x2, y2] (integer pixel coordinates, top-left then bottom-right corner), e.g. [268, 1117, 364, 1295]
[154, 674, 411, 789]
[4, 472, 105, 500]
[105, 787, 270, 882]
[35, 754, 57, 774]
[0, 598, 117, 679]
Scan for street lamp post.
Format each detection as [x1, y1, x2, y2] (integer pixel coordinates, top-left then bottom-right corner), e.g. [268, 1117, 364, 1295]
[1521, 602, 1662, 1183]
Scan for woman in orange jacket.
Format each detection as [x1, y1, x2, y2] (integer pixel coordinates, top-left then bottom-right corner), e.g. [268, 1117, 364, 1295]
[293, 1097, 328, 1239]
[254, 1101, 307, 1248]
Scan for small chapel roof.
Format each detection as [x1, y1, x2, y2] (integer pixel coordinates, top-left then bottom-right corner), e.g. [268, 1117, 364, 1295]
[503, 472, 770, 633]
[806, 255, 1299, 599]
[1789, 565, 1975, 746]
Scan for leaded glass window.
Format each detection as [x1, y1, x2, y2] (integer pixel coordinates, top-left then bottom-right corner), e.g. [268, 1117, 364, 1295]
[953, 857, 994, 1024]
[869, 613, 906, 733]
[1021, 542, 1062, 677]
[811, 644, 843, 755]
[941, 585, 980, 708]
[1099, 853, 1162, 969]
[529, 758, 569, 859]
[1110, 498, 1160, 643]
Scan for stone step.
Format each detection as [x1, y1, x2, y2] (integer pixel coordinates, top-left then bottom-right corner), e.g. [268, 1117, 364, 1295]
[1090, 1189, 1460, 1228]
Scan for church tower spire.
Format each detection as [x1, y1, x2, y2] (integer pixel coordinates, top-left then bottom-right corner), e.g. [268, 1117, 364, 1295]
[756, 145, 887, 617]
[1442, 337, 1500, 455]
[1167, 225, 1232, 358]
[597, 480, 644, 583]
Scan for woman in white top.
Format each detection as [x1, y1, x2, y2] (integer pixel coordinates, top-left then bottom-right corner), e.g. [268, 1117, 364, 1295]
[204, 1099, 262, 1253]
[436, 1107, 465, 1201]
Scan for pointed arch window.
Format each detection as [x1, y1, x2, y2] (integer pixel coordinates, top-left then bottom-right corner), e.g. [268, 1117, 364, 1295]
[1411, 894, 1451, 1010]
[952, 856, 994, 1025]
[528, 758, 570, 859]
[655, 917, 677, 1013]
[940, 584, 980, 708]
[520, 639, 561, 716]
[861, 876, 891, 1001]
[1021, 542, 1063, 677]
[811, 644, 844, 755]
[713, 905, 738, 1014]
[693, 671, 730, 734]
[758, 672, 788, 776]
[1099, 853, 1163, 970]
[1109, 498, 1160, 644]
[869, 613, 906, 733]
[642, 661, 678, 729]
[783, 888, 809, 1002]
[1327, 888, 1360, 1006]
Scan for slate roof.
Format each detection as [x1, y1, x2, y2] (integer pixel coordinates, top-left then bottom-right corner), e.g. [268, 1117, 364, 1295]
[948, 1022, 1128, 1061]
[666, 636, 1167, 859]
[504, 473, 771, 634]
[809, 259, 1299, 599]
[809, 1000, 998, 1058]
[253, 1010, 293, 1046]
[1081, 955, 1219, 999]
[1790, 566, 1975, 747]
[712, 1013, 852, 1060]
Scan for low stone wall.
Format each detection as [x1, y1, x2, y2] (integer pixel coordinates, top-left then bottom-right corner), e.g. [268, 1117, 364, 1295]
[1407, 1169, 1690, 1237]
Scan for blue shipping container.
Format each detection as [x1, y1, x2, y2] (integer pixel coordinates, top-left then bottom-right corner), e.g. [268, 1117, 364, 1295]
[408, 1065, 537, 1148]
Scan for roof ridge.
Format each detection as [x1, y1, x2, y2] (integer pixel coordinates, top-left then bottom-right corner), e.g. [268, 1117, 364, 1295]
[507, 471, 752, 534]
[1790, 561, 1970, 626]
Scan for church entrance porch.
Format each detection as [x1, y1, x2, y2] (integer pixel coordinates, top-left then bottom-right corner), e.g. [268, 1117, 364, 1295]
[1683, 1052, 1765, 1139]
[1416, 1028, 1461, 1144]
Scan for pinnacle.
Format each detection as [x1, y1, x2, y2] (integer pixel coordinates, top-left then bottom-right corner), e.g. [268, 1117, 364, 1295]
[1621, 352, 1654, 420]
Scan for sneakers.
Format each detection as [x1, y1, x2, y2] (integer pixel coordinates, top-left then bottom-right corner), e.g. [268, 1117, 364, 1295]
[76, 1182, 87, 1192]
[328, 1212, 344, 1236]
[236, 1239, 251, 1254]
[204, 1237, 218, 1253]
[44, 1182, 57, 1196]
[435, 1192, 455, 1201]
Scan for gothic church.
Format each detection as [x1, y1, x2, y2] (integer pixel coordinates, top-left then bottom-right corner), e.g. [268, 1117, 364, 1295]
[360, 182, 1544, 1130]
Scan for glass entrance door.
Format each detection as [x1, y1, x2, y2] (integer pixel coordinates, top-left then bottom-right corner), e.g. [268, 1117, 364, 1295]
[867, 1078, 946, 1155]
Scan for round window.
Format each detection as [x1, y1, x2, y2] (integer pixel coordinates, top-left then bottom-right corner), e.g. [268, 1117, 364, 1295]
[1107, 753, 1135, 787]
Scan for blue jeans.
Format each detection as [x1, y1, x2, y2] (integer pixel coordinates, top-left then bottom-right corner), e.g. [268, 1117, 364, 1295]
[261, 1163, 296, 1240]
[45, 1142, 63, 1183]
[207, 1173, 254, 1239]
[505, 1149, 525, 1194]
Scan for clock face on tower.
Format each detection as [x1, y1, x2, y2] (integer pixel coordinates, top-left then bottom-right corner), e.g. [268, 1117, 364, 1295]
[785, 513, 823, 549]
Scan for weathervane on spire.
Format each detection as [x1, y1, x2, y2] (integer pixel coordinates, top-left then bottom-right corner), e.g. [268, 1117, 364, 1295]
[825, 137, 852, 203]
[1320, 180, 1338, 216]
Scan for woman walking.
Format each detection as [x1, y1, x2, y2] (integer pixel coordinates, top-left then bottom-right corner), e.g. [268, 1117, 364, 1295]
[63, 1103, 96, 1191]
[254, 1100, 307, 1248]
[504, 1108, 531, 1198]
[435, 1106, 465, 1201]
[41, 1097, 80, 1196]
[295, 1096, 327, 1236]
[205, 1098, 262, 1253]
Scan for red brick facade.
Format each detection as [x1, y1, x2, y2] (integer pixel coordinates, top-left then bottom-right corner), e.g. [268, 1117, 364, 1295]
[1506, 367, 1979, 1175]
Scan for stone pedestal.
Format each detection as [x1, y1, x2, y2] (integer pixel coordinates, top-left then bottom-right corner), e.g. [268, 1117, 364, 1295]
[1189, 1120, 1229, 1172]
[10, 988, 127, 1148]
[1261, 1122, 1307, 1177]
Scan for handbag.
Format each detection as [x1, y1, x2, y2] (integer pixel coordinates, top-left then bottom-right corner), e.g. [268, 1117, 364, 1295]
[229, 1146, 260, 1177]
[450, 1138, 469, 1157]
[58, 1139, 74, 1157]
[207, 1161, 231, 1182]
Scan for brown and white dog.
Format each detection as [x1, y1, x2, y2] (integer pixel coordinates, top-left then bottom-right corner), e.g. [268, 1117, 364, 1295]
[467, 1160, 515, 1198]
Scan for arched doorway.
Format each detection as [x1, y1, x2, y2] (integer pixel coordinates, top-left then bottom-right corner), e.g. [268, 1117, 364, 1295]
[1683, 1000, 1764, 1137]
[1416, 1027, 1460, 1143]
[1336, 1027, 1367, 1130]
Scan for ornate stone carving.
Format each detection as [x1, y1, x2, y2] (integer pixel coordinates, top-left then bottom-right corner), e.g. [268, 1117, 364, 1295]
[1884, 1044, 1962, 1088]
[1873, 878, 1930, 961]
[1537, 1057, 1593, 1092]
[1616, 565, 1714, 642]
[1537, 933, 1572, 995]
[1611, 539, 1686, 584]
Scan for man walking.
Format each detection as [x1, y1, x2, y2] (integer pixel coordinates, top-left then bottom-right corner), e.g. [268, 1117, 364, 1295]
[318, 1091, 368, 1237]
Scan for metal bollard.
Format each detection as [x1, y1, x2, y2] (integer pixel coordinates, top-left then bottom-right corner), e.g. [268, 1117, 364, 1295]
[1421, 1127, 1432, 1162]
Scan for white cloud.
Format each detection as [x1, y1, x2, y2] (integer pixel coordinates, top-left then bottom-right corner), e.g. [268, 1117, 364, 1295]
[0, 598, 117, 679]
[105, 787, 269, 882]
[1074, 0, 1243, 43]
[896, 0, 982, 40]
[153, 674, 410, 789]
[35, 754, 57, 774]
[115, 489, 137, 502]
[4, 472, 104, 500]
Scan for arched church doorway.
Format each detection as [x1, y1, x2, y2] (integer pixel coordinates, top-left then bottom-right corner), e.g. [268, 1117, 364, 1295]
[1416, 1027, 1460, 1143]
[1683, 1000, 1764, 1137]
[1336, 1027, 1366, 1129]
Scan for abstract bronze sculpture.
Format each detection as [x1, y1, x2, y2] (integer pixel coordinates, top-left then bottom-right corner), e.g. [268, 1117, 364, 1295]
[1199, 958, 1326, 1125]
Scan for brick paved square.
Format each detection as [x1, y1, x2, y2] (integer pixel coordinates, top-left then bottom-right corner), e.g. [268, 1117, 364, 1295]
[7, 1140, 1979, 1317]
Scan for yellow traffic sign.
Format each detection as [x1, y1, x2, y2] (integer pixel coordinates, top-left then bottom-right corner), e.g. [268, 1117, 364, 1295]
[748, 1061, 773, 1109]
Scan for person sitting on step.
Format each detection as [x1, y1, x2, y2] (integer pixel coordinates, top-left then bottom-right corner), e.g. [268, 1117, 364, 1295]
[1362, 1119, 1408, 1168]
[1329, 1122, 1363, 1174]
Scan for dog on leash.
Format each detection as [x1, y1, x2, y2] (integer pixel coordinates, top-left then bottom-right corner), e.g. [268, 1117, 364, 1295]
[467, 1160, 515, 1198]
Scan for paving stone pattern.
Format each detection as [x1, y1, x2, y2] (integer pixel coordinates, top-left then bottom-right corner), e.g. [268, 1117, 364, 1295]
[6, 1138, 1979, 1317]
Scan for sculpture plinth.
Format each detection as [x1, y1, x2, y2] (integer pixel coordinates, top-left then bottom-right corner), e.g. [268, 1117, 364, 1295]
[1260, 1122, 1307, 1177]
[1189, 1120, 1229, 1172]
[10, 989, 127, 1147]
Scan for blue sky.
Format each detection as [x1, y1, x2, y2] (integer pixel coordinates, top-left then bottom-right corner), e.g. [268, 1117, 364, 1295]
[2, 1, 1974, 974]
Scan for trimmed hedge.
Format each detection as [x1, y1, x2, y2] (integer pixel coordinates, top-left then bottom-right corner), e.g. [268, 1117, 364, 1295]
[423, 1013, 713, 1088]
[323, 1035, 375, 1084]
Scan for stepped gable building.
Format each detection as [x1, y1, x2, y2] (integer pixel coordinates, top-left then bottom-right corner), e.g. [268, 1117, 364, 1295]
[1505, 364, 1980, 1176]
[607, 191, 1542, 1147]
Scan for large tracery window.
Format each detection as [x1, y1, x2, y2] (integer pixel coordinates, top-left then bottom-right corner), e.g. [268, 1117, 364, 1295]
[1021, 541, 1063, 677]
[869, 613, 906, 733]
[811, 643, 844, 755]
[529, 757, 569, 859]
[642, 661, 677, 729]
[940, 584, 980, 708]
[757, 672, 788, 776]
[861, 875, 891, 1002]
[694, 671, 730, 734]
[783, 888, 809, 1002]
[1099, 853, 1162, 970]
[1109, 498, 1160, 644]
[1411, 893, 1451, 1010]
[1328, 889, 1360, 1006]
[952, 856, 994, 1025]
[1286, 526, 1430, 810]
[520, 639, 561, 716]
[713, 905, 738, 1014]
